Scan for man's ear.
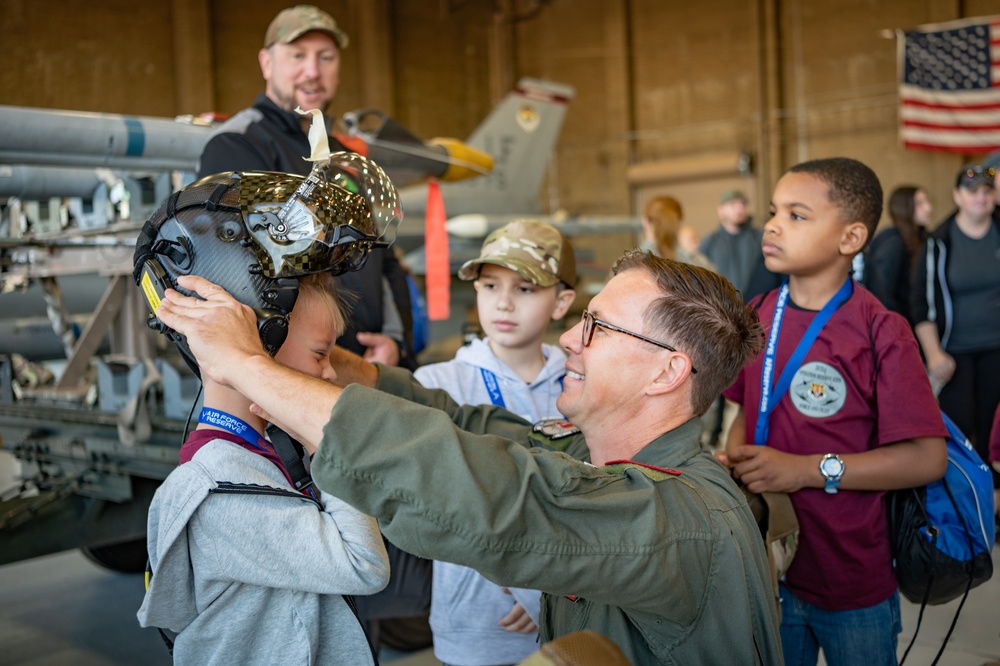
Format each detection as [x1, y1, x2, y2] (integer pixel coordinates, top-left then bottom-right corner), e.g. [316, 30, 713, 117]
[840, 222, 868, 257]
[646, 354, 691, 397]
[551, 288, 576, 321]
[258, 47, 272, 82]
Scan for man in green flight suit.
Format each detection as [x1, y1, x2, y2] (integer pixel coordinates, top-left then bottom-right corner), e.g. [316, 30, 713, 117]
[155, 250, 782, 665]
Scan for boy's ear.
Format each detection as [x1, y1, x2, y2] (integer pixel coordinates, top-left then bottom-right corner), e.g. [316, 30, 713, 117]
[551, 288, 576, 321]
[840, 222, 869, 256]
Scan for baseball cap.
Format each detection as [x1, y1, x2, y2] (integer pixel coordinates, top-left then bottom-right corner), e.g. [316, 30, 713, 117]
[719, 188, 748, 205]
[457, 219, 576, 288]
[264, 5, 349, 49]
[983, 150, 1000, 172]
[955, 163, 995, 189]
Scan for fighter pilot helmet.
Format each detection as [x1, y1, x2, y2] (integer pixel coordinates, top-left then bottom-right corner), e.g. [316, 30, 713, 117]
[133, 152, 401, 373]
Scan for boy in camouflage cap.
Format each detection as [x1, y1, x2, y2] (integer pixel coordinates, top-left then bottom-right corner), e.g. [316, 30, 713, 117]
[414, 219, 576, 666]
[457, 218, 577, 288]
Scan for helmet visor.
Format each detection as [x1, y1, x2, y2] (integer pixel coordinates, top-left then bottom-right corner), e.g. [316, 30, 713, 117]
[239, 152, 403, 278]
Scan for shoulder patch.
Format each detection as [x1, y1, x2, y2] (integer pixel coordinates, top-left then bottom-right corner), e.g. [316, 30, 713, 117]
[602, 459, 682, 481]
[532, 418, 580, 440]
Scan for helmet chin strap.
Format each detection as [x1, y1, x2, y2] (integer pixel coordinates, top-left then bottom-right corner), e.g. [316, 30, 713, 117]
[265, 423, 317, 499]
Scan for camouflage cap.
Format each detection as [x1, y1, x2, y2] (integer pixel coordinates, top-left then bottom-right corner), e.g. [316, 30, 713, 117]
[264, 5, 349, 49]
[458, 219, 576, 288]
[719, 188, 748, 205]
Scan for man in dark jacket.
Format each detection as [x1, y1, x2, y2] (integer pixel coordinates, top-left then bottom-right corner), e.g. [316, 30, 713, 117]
[197, 5, 416, 369]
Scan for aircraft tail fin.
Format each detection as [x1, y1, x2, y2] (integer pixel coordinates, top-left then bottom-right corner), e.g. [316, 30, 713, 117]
[440, 78, 575, 214]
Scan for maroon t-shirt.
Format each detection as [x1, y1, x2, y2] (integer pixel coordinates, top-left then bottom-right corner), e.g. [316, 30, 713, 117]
[179, 428, 296, 489]
[725, 285, 948, 610]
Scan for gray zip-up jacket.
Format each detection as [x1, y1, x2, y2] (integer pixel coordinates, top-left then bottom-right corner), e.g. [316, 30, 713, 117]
[414, 337, 566, 422]
[137, 438, 389, 665]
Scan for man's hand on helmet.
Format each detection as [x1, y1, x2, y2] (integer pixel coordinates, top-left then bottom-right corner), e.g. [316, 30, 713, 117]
[158, 275, 270, 388]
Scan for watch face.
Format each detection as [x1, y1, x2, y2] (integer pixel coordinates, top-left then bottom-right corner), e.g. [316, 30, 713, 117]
[821, 456, 844, 477]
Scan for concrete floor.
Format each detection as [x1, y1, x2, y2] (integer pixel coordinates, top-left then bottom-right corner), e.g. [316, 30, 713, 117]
[0, 549, 997, 665]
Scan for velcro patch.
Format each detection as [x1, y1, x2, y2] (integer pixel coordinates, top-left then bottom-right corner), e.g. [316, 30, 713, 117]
[532, 418, 580, 439]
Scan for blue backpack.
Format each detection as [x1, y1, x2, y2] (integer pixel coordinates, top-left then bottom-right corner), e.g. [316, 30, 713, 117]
[888, 412, 995, 664]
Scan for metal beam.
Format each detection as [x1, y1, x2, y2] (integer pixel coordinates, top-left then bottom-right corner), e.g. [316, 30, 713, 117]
[56, 275, 128, 390]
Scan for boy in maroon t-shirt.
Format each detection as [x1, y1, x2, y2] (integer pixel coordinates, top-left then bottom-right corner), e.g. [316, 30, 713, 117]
[723, 158, 949, 666]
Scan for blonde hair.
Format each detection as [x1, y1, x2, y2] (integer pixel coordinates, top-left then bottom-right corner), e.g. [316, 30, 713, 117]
[296, 272, 346, 338]
[643, 196, 683, 260]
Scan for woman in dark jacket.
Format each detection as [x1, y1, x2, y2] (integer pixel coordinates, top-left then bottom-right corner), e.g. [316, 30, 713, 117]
[912, 164, 1000, 503]
[867, 186, 932, 323]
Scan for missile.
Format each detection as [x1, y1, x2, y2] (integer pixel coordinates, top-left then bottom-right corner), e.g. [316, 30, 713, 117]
[0, 104, 492, 184]
[0, 105, 209, 171]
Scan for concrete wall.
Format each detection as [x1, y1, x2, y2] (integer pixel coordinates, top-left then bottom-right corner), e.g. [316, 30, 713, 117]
[2, 0, 998, 235]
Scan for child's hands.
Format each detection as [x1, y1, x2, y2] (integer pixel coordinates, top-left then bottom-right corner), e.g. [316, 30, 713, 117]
[498, 591, 538, 634]
[728, 445, 817, 494]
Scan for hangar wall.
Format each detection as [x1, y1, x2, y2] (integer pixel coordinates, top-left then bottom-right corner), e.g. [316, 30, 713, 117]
[1, 0, 997, 235]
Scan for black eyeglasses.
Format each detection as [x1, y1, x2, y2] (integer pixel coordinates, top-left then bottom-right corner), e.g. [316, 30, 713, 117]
[581, 310, 697, 373]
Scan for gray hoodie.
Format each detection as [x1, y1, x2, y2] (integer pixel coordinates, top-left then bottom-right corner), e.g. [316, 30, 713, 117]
[414, 337, 565, 665]
[137, 438, 389, 665]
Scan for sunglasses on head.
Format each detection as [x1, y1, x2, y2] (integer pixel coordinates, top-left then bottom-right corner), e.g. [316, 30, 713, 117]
[961, 165, 996, 181]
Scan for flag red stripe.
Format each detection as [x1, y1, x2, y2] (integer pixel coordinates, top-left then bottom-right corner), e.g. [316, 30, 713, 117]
[904, 140, 1000, 152]
[903, 120, 1000, 131]
[902, 98, 1000, 111]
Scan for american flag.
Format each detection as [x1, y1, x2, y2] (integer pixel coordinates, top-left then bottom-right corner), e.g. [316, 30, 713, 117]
[898, 15, 1000, 152]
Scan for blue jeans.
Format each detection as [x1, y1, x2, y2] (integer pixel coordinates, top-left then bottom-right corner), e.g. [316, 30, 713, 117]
[779, 583, 901, 666]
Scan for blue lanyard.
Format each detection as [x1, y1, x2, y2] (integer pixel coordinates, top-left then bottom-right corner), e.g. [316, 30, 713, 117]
[754, 278, 854, 445]
[480, 368, 507, 408]
[199, 408, 272, 453]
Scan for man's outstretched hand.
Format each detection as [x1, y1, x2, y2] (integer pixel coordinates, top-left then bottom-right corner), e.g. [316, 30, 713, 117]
[157, 275, 269, 388]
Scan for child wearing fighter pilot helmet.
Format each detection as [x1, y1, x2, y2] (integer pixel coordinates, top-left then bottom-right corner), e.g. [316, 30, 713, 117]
[135, 146, 398, 665]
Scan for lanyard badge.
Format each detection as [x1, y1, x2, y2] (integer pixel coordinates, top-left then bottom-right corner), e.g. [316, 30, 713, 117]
[754, 278, 853, 445]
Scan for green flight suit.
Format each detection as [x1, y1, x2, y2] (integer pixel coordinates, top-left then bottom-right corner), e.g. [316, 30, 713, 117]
[310, 366, 783, 665]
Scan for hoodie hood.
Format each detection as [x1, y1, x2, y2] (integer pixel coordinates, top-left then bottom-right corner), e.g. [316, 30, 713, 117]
[414, 337, 567, 424]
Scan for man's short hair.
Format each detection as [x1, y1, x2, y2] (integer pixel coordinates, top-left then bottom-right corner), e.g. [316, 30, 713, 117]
[612, 250, 764, 415]
[788, 157, 883, 245]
